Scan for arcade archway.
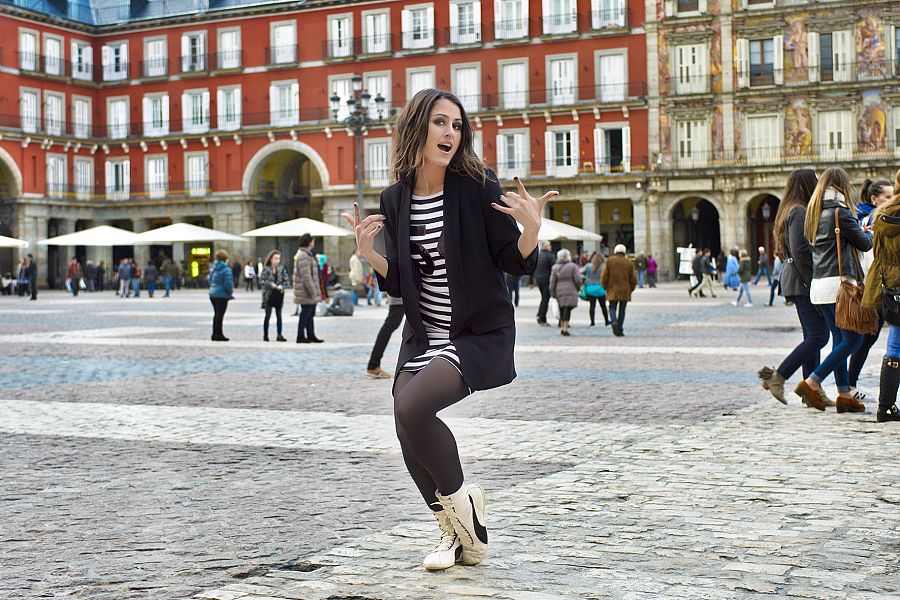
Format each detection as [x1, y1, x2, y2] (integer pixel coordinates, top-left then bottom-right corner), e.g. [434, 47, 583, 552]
[671, 197, 722, 257]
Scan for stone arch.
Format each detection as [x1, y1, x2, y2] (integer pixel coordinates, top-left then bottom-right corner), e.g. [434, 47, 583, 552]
[746, 192, 781, 266]
[668, 196, 723, 264]
[241, 140, 330, 196]
[0, 146, 23, 198]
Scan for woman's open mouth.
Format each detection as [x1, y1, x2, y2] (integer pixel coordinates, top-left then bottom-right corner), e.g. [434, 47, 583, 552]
[437, 142, 453, 154]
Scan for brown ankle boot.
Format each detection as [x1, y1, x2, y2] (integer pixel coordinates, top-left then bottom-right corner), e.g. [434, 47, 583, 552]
[836, 393, 865, 413]
[794, 380, 826, 411]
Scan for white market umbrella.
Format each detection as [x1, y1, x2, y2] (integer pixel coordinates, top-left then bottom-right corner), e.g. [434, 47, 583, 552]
[242, 217, 353, 238]
[0, 234, 29, 248]
[135, 223, 247, 244]
[518, 218, 603, 242]
[38, 225, 139, 246]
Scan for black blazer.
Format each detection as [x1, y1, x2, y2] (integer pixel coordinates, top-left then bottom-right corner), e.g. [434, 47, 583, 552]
[375, 168, 538, 391]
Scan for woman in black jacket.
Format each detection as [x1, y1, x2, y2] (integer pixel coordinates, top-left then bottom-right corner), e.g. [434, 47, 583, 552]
[342, 89, 554, 572]
[794, 168, 873, 412]
[758, 169, 833, 407]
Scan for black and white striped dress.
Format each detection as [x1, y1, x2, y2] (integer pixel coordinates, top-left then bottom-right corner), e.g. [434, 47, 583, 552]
[399, 190, 464, 376]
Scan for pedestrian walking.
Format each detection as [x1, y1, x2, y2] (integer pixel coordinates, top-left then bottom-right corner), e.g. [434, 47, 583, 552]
[66, 257, 82, 296]
[26, 254, 37, 300]
[293, 233, 323, 343]
[753, 246, 772, 285]
[581, 252, 609, 327]
[260, 249, 290, 342]
[646, 254, 658, 288]
[256, 257, 263, 290]
[530, 241, 555, 326]
[766, 255, 782, 307]
[209, 249, 234, 341]
[130, 259, 141, 297]
[341, 89, 552, 572]
[731, 249, 753, 307]
[861, 168, 900, 422]
[83, 261, 96, 292]
[117, 259, 130, 298]
[601, 244, 637, 336]
[506, 272, 520, 307]
[634, 251, 647, 288]
[243, 261, 256, 292]
[367, 294, 404, 378]
[847, 178, 893, 402]
[96, 261, 106, 292]
[160, 256, 176, 297]
[758, 168, 833, 407]
[724, 248, 740, 291]
[230, 259, 241, 287]
[143, 260, 158, 297]
[687, 248, 705, 297]
[699, 249, 717, 298]
[793, 167, 873, 413]
[550, 248, 581, 336]
[16, 258, 28, 297]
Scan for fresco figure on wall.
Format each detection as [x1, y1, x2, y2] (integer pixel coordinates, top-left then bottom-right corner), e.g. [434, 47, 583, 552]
[712, 106, 724, 162]
[658, 32, 670, 96]
[710, 24, 723, 94]
[783, 15, 808, 83]
[857, 91, 887, 154]
[784, 98, 812, 158]
[857, 13, 886, 79]
[659, 108, 671, 163]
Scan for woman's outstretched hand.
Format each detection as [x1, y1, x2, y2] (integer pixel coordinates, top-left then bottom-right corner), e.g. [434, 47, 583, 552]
[341, 202, 384, 259]
[491, 176, 558, 235]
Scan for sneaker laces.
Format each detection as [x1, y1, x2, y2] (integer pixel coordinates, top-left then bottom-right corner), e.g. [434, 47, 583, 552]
[432, 512, 458, 552]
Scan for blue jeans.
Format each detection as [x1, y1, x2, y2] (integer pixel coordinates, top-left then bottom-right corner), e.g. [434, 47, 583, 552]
[811, 303, 865, 393]
[367, 281, 382, 306]
[736, 282, 752, 304]
[638, 270, 645, 288]
[609, 300, 627, 328]
[147, 282, 155, 297]
[297, 304, 317, 341]
[848, 314, 885, 387]
[888, 324, 900, 357]
[163, 275, 172, 296]
[264, 304, 283, 337]
[777, 295, 829, 380]
[753, 265, 771, 285]
[131, 277, 140, 297]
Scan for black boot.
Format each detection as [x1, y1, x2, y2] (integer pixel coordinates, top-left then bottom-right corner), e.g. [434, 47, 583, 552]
[877, 356, 900, 423]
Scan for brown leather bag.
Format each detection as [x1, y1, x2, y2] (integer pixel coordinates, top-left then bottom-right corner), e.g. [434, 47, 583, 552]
[834, 208, 879, 335]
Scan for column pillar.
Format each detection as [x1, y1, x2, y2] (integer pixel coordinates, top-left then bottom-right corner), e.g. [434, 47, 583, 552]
[631, 192, 649, 256]
[580, 197, 599, 254]
[132, 218, 150, 267]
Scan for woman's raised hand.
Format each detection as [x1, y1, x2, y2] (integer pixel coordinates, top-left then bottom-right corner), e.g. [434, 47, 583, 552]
[491, 176, 558, 234]
[341, 202, 384, 259]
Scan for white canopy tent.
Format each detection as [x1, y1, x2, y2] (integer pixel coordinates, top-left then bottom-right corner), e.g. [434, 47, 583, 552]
[0, 235, 29, 248]
[242, 217, 353, 238]
[134, 223, 247, 244]
[38, 225, 140, 246]
[518, 218, 603, 242]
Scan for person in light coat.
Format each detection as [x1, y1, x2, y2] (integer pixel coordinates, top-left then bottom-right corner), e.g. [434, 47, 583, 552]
[293, 233, 323, 343]
[549, 248, 581, 336]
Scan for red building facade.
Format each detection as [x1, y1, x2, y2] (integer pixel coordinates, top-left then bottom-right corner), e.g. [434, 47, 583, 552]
[0, 0, 647, 285]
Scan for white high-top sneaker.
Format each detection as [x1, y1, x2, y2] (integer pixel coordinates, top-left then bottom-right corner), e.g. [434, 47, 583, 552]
[422, 510, 462, 571]
[435, 483, 488, 566]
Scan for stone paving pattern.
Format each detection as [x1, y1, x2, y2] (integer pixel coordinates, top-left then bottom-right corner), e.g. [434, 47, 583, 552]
[0, 284, 896, 599]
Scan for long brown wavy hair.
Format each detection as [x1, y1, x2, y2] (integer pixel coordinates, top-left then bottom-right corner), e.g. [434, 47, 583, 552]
[877, 168, 900, 218]
[804, 167, 856, 243]
[773, 168, 817, 256]
[391, 88, 487, 187]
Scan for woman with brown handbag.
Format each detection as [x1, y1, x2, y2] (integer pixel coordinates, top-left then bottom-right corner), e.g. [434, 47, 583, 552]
[794, 168, 874, 413]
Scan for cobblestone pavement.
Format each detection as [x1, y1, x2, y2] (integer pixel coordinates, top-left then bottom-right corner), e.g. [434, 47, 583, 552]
[1, 283, 897, 600]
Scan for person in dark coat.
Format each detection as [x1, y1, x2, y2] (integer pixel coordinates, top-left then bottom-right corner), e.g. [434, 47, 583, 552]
[602, 244, 637, 336]
[530, 240, 556, 326]
[209, 250, 234, 341]
[259, 249, 290, 342]
[26, 254, 37, 300]
[230, 259, 241, 287]
[83, 261, 96, 292]
[341, 89, 553, 572]
[143, 260, 159, 297]
[96, 261, 106, 292]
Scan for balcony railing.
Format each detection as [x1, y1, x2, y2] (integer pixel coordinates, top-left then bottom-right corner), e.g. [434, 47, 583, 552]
[590, 7, 628, 30]
[492, 18, 530, 41]
[540, 13, 579, 36]
[491, 157, 650, 179]
[443, 26, 482, 46]
[141, 58, 168, 78]
[266, 45, 298, 66]
[669, 73, 713, 95]
[40, 181, 213, 201]
[401, 29, 436, 50]
[737, 59, 900, 89]
[323, 34, 395, 59]
[214, 50, 243, 70]
[660, 142, 900, 170]
[180, 54, 209, 73]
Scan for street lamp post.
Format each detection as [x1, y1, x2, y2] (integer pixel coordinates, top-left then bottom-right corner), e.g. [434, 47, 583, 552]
[330, 74, 385, 211]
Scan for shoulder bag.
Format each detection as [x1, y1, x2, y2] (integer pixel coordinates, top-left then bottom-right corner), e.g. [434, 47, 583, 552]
[834, 208, 879, 335]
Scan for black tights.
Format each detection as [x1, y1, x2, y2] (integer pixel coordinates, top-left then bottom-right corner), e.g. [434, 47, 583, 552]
[588, 295, 609, 325]
[393, 358, 471, 510]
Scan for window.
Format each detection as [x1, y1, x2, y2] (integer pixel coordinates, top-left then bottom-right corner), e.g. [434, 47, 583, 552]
[591, 0, 625, 29]
[892, 25, 899, 76]
[145, 155, 167, 199]
[328, 15, 353, 58]
[363, 11, 390, 54]
[105, 159, 130, 200]
[186, 153, 208, 197]
[71, 41, 93, 80]
[499, 60, 527, 109]
[402, 5, 435, 49]
[366, 139, 391, 186]
[665, 0, 707, 15]
[452, 65, 480, 113]
[676, 119, 709, 167]
[364, 72, 391, 116]
[744, 114, 780, 164]
[72, 96, 91, 139]
[407, 68, 435, 99]
[594, 126, 631, 173]
[217, 86, 241, 131]
[107, 98, 129, 139]
[102, 42, 129, 81]
[270, 81, 299, 125]
[545, 128, 579, 177]
[808, 31, 852, 83]
[542, 0, 577, 35]
[736, 36, 783, 87]
[44, 35, 63, 76]
[894, 106, 900, 156]
[74, 157, 92, 200]
[450, 1, 481, 44]
[495, 0, 528, 39]
[271, 22, 296, 64]
[750, 39, 774, 85]
[674, 44, 708, 94]
[46, 154, 66, 198]
[597, 52, 626, 102]
[44, 92, 64, 136]
[218, 29, 241, 69]
[548, 56, 576, 106]
[495, 130, 528, 179]
[144, 37, 167, 77]
[20, 89, 39, 133]
[181, 90, 210, 133]
[818, 110, 852, 161]
[19, 30, 38, 71]
[181, 32, 207, 72]
[142, 94, 169, 136]
[329, 76, 353, 121]
[472, 130, 483, 157]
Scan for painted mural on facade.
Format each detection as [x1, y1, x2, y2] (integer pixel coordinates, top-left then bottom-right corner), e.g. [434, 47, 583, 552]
[710, 22, 723, 94]
[784, 97, 813, 158]
[659, 106, 672, 163]
[857, 10, 886, 79]
[712, 105, 724, 162]
[783, 14, 809, 84]
[858, 91, 887, 154]
[658, 31, 670, 96]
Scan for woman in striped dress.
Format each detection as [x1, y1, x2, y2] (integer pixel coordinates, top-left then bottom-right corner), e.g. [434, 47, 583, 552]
[343, 89, 555, 572]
